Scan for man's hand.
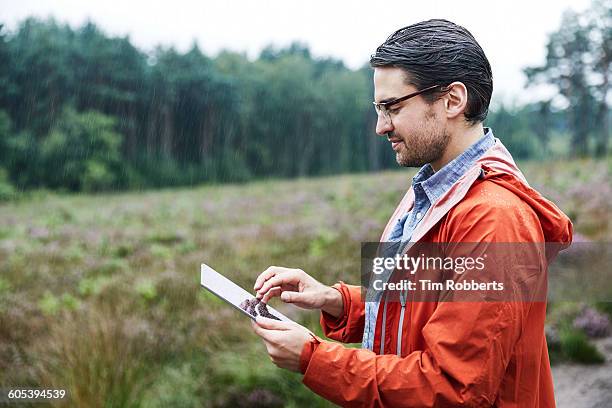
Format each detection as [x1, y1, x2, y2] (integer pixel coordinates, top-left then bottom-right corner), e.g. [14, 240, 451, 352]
[253, 266, 343, 318]
[251, 316, 314, 372]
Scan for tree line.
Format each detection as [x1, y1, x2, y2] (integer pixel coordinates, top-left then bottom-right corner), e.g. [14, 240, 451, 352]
[0, 0, 608, 193]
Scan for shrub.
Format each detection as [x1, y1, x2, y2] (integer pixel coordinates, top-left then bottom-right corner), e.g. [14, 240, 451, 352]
[595, 301, 612, 318]
[40, 107, 125, 191]
[34, 307, 155, 407]
[0, 167, 16, 201]
[142, 364, 203, 408]
[559, 328, 605, 364]
[573, 307, 610, 338]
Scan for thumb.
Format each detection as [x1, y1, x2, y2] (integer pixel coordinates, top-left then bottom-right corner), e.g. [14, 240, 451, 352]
[280, 291, 308, 304]
[255, 316, 292, 330]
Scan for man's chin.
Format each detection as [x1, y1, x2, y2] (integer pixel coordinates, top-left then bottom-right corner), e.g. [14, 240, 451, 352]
[396, 152, 424, 168]
[395, 150, 409, 166]
[396, 155, 412, 168]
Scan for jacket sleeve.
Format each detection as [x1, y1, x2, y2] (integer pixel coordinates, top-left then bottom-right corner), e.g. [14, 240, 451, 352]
[304, 301, 521, 407]
[302, 193, 541, 407]
[320, 282, 365, 343]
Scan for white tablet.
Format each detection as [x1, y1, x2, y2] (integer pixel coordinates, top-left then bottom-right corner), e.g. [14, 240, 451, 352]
[200, 263, 294, 323]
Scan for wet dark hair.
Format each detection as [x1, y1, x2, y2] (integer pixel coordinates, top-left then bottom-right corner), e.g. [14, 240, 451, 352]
[370, 19, 493, 124]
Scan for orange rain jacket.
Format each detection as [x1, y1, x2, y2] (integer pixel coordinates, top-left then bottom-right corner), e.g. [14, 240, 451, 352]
[300, 140, 573, 407]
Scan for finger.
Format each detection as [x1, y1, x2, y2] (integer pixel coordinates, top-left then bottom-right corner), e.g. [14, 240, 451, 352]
[255, 315, 293, 331]
[257, 283, 298, 300]
[262, 287, 282, 303]
[256, 270, 302, 298]
[252, 321, 276, 343]
[253, 266, 278, 291]
[254, 266, 290, 291]
[252, 317, 279, 336]
[280, 290, 308, 304]
[251, 320, 263, 337]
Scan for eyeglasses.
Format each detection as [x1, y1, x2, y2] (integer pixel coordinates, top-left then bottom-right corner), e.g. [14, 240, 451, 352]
[372, 84, 443, 125]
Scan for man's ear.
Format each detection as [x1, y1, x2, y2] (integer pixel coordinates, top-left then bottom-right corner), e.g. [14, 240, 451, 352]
[444, 82, 468, 120]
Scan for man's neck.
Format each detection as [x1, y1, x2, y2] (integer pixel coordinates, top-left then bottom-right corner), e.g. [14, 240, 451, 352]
[430, 123, 485, 172]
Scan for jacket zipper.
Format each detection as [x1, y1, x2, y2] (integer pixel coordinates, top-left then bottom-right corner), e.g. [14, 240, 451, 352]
[397, 289, 407, 355]
[379, 291, 389, 354]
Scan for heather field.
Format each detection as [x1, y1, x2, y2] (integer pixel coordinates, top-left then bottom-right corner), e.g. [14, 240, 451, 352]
[0, 158, 610, 407]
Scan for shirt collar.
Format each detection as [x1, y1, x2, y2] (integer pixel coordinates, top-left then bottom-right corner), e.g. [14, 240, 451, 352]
[413, 128, 495, 203]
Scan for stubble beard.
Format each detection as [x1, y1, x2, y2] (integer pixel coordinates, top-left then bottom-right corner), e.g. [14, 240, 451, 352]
[394, 112, 449, 168]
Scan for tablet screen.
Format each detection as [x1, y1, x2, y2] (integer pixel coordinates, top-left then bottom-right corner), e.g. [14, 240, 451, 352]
[200, 263, 294, 323]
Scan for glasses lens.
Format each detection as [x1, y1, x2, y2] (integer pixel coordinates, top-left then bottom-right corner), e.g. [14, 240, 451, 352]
[374, 104, 391, 124]
[381, 107, 391, 125]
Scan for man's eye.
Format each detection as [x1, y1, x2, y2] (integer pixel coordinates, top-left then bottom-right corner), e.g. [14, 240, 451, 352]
[389, 108, 400, 114]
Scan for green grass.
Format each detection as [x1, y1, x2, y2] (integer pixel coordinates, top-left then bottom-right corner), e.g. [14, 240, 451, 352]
[0, 158, 609, 406]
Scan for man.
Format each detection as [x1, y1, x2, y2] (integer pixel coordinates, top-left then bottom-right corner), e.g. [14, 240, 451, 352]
[251, 19, 572, 407]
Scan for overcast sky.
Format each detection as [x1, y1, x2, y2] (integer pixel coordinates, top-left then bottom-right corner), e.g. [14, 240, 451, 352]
[0, 0, 594, 105]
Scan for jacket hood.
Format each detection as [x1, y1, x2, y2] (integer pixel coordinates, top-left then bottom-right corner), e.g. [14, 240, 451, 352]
[476, 141, 573, 246]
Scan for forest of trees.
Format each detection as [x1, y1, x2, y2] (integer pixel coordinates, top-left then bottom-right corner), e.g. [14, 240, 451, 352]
[0, 0, 609, 193]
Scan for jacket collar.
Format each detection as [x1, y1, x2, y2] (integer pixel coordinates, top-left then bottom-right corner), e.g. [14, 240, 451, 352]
[381, 137, 523, 246]
[419, 129, 494, 204]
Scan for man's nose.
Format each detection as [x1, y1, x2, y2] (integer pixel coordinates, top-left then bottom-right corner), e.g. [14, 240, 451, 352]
[375, 115, 393, 136]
